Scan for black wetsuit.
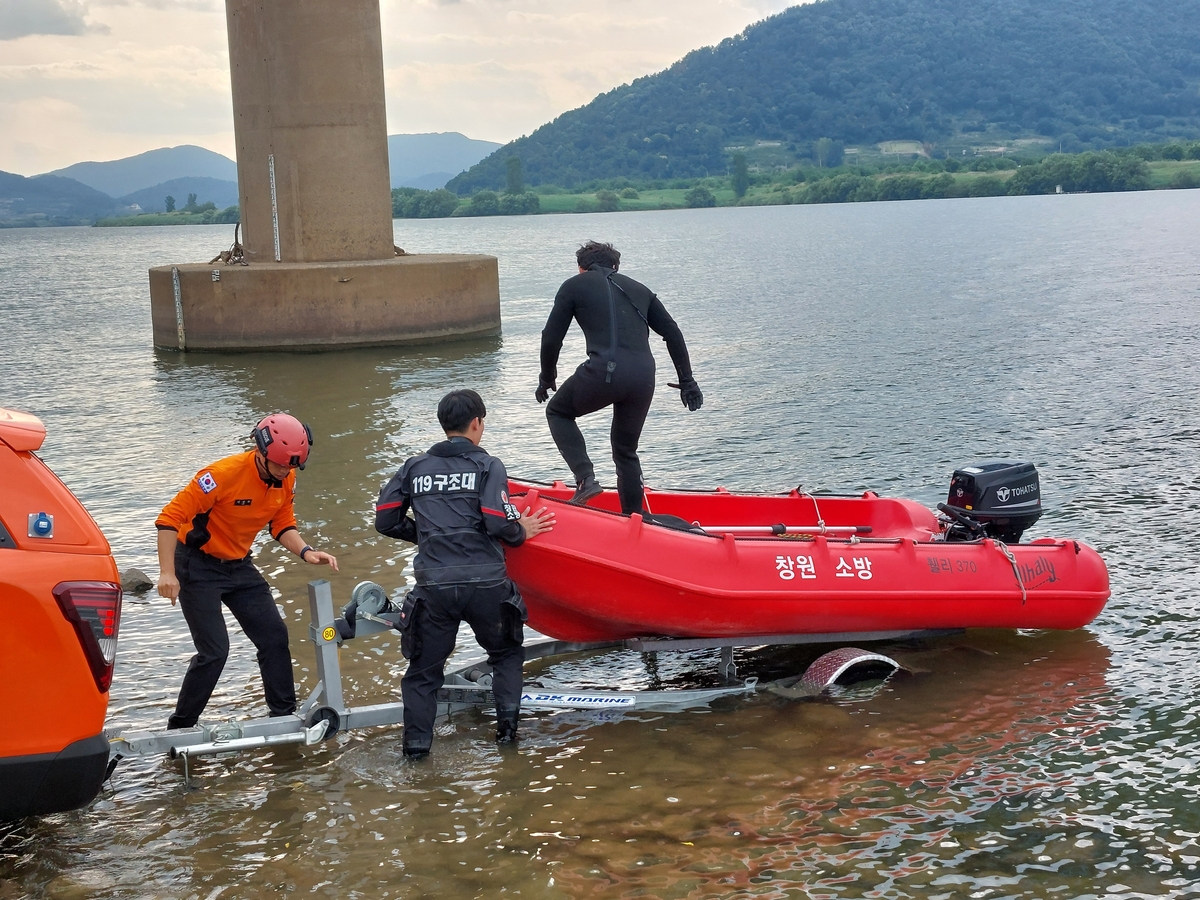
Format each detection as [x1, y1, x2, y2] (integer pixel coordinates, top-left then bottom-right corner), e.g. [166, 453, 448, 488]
[375, 437, 527, 754]
[540, 264, 695, 514]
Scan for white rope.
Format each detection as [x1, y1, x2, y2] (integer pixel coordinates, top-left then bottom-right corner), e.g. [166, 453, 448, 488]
[797, 486, 826, 533]
[994, 539, 1027, 605]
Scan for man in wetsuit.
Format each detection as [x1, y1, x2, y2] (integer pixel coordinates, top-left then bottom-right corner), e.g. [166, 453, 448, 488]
[536, 240, 703, 515]
[156, 413, 339, 729]
[375, 389, 555, 759]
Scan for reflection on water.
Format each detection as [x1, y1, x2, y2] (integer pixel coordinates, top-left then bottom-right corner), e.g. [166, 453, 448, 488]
[0, 630, 1126, 899]
[3, 191, 1200, 897]
[536, 630, 1115, 897]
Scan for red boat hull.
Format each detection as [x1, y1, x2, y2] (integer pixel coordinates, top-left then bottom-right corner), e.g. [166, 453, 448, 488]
[506, 481, 1110, 642]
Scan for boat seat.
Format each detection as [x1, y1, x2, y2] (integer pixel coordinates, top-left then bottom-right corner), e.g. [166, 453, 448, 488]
[643, 512, 708, 535]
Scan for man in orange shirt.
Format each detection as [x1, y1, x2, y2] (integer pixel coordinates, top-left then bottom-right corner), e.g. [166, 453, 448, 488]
[155, 413, 338, 729]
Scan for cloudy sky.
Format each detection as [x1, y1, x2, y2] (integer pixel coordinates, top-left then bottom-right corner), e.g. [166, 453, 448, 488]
[0, 0, 797, 175]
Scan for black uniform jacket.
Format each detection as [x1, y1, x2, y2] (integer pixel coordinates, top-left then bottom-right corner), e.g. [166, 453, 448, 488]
[375, 437, 525, 586]
[539, 264, 694, 385]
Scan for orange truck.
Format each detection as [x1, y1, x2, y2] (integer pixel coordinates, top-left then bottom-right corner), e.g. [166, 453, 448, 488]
[0, 408, 123, 819]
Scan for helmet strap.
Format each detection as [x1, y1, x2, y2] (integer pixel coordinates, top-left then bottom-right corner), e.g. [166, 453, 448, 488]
[253, 450, 284, 488]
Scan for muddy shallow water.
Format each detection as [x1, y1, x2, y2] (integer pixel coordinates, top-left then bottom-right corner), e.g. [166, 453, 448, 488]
[2, 190, 1200, 898]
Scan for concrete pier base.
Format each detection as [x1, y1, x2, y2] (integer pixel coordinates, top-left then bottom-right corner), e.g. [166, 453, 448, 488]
[148, 0, 499, 352]
[149, 254, 500, 351]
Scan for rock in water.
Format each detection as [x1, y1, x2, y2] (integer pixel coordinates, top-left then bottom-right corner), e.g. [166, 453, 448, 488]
[120, 567, 154, 593]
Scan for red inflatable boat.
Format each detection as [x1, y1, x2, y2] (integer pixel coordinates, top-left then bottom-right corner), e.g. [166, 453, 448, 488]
[505, 475, 1110, 643]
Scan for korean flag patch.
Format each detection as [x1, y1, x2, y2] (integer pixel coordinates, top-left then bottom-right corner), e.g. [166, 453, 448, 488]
[198, 472, 218, 494]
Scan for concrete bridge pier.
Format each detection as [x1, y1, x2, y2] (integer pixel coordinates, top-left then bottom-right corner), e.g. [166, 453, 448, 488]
[150, 0, 500, 351]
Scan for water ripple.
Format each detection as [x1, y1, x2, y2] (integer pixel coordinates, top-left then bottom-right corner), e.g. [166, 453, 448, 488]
[3, 191, 1200, 897]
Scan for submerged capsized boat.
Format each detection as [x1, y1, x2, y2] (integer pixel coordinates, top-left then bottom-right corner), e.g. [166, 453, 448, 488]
[506, 462, 1110, 643]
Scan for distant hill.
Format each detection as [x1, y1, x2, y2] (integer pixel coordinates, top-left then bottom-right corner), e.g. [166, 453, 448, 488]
[34, 135, 496, 202]
[388, 133, 501, 189]
[2, 132, 495, 224]
[449, 0, 1200, 192]
[0, 171, 116, 226]
[46, 145, 237, 198]
[118, 177, 240, 213]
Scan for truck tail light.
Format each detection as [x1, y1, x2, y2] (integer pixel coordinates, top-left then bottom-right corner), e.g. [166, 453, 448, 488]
[53, 581, 123, 693]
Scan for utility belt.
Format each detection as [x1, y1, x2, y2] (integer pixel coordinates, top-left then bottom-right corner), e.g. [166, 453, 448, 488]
[397, 581, 527, 660]
[177, 542, 253, 566]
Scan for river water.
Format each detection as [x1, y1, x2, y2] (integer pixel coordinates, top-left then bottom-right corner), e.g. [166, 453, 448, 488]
[2, 191, 1200, 898]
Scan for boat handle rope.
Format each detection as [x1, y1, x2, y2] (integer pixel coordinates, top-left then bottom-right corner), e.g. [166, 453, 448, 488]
[994, 539, 1028, 605]
[796, 486, 827, 534]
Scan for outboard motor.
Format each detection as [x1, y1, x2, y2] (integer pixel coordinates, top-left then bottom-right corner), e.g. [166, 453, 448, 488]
[939, 461, 1042, 543]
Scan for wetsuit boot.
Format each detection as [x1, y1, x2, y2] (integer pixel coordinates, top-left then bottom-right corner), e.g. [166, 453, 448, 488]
[570, 475, 602, 505]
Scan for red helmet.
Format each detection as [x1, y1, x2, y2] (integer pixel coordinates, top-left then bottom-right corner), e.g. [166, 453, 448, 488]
[252, 413, 313, 469]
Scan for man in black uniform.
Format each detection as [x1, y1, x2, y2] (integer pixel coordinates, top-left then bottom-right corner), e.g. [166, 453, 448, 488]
[537, 240, 703, 515]
[375, 390, 555, 759]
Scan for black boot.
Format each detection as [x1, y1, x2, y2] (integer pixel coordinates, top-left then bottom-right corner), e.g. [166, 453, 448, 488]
[570, 476, 602, 505]
[403, 742, 431, 761]
[496, 708, 519, 745]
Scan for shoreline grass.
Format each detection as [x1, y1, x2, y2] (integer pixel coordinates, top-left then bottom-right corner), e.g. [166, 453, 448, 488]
[95, 207, 239, 227]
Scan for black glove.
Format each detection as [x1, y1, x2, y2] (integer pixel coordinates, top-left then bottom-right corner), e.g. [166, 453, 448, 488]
[535, 377, 556, 404]
[669, 379, 704, 411]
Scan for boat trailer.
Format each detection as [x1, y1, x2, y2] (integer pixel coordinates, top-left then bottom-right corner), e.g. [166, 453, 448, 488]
[107, 579, 947, 774]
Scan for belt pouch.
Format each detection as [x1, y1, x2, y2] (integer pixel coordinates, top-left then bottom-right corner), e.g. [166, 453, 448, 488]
[398, 591, 423, 660]
[500, 584, 528, 645]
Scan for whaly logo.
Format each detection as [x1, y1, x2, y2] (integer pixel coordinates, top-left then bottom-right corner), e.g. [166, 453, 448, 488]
[1018, 555, 1057, 589]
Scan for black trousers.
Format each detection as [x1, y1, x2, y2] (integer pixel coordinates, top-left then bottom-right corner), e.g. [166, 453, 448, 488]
[546, 354, 655, 514]
[401, 581, 525, 752]
[167, 545, 296, 729]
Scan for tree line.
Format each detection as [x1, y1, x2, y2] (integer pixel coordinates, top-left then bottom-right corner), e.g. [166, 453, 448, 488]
[792, 152, 1152, 204]
[391, 187, 541, 218]
[158, 192, 239, 223]
[390, 143, 1199, 218]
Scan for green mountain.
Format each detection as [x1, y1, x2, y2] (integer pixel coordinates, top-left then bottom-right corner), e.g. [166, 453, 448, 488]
[0, 171, 116, 226]
[448, 0, 1200, 192]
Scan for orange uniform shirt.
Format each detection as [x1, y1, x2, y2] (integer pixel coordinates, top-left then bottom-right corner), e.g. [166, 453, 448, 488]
[156, 451, 298, 560]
